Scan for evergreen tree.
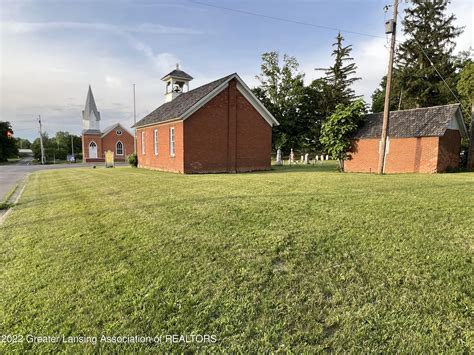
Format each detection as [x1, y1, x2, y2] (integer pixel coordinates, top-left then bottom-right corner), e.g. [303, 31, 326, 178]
[396, 0, 463, 108]
[324, 32, 360, 111]
[371, 74, 404, 113]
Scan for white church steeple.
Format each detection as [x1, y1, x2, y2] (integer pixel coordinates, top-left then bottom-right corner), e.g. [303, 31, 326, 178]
[82, 85, 101, 131]
[161, 64, 193, 102]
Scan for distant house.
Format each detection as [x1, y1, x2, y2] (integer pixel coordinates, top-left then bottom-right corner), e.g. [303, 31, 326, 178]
[345, 104, 468, 173]
[133, 65, 279, 173]
[81, 86, 134, 163]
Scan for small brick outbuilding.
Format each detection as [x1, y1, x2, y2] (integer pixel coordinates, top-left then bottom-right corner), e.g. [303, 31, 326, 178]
[345, 104, 468, 173]
[133, 67, 279, 173]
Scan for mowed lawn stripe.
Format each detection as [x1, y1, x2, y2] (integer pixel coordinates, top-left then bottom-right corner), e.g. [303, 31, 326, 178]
[1, 166, 473, 352]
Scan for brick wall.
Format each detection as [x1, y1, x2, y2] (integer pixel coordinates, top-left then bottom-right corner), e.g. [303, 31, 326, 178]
[136, 121, 184, 173]
[82, 133, 103, 162]
[345, 136, 441, 173]
[102, 129, 134, 161]
[183, 79, 272, 173]
[437, 129, 461, 171]
[136, 79, 272, 174]
[235, 88, 272, 172]
[183, 83, 232, 173]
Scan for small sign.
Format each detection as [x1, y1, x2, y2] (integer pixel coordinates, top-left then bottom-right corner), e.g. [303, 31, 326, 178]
[105, 150, 114, 168]
[67, 154, 76, 163]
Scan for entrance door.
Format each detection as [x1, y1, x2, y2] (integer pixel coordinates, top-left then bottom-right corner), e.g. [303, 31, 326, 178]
[89, 141, 97, 159]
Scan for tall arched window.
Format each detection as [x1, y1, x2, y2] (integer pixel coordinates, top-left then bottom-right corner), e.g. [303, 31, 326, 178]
[116, 141, 123, 155]
[89, 141, 97, 159]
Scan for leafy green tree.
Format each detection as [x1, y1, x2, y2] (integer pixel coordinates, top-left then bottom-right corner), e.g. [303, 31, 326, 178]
[320, 100, 367, 171]
[0, 121, 18, 161]
[254, 52, 306, 151]
[324, 32, 360, 112]
[456, 62, 473, 128]
[31, 131, 81, 162]
[15, 138, 31, 149]
[457, 61, 474, 168]
[31, 133, 49, 161]
[396, 0, 463, 108]
[371, 74, 404, 113]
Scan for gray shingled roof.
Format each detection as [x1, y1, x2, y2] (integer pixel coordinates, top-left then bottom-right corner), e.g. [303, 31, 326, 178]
[82, 129, 101, 134]
[161, 68, 194, 81]
[134, 74, 235, 128]
[354, 104, 463, 139]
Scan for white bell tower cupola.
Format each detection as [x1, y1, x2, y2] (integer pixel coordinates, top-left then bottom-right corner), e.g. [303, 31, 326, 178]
[82, 85, 101, 131]
[161, 64, 193, 103]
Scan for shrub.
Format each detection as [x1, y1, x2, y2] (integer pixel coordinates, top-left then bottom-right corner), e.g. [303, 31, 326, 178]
[320, 99, 366, 171]
[128, 153, 138, 167]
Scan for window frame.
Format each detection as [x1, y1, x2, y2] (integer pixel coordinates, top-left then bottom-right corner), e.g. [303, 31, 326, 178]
[169, 127, 175, 157]
[116, 141, 124, 155]
[141, 131, 145, 155]
[154, 129, 158, 156]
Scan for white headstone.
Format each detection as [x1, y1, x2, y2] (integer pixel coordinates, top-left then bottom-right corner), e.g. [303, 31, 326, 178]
[326, 155, 329, 160]
[304, 153, 309, 164]
[276, 149, 282, 165]
[320, 154, 324, 161]
[289, 148, 295, 164]
[315, 155, 319, 161]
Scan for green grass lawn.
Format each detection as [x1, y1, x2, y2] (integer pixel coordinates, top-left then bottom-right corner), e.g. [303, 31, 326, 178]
[1, 164, 473, 352]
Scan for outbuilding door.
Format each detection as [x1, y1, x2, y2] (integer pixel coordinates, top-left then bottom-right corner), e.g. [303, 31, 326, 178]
[89, 141, 98, 159]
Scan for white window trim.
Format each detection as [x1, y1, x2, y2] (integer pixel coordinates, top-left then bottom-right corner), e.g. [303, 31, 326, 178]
[116, 140, 124, 156]
[88, 140, 97, 159]
[154, 129, 158, 156]
[169, 127, 175, 157]
[141, 131, 145, 155]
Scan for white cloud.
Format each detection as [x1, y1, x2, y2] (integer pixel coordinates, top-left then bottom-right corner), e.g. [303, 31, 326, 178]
[448, 0, 473, 53]
[130, 40, 181, 73]
[1, 21, 202, 35]
[0, 33, 171, 140]
[105, 76, 123, 89]
[352, 37, 390, 103]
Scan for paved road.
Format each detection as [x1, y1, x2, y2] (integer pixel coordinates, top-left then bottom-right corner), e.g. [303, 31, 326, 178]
[0, 158, 89, 200]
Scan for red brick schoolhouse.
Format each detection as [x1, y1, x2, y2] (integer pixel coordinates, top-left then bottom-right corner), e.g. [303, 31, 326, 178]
[345, 104, 468, 173]
[81, 86, 134, 163]
[133, 66, 279, 173]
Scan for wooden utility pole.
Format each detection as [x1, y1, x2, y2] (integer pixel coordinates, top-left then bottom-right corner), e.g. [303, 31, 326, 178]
[38, 115, 45, 165]
[133, 84, 137, 154]
[378, 0, 399, 174]
[467, 100, 474, 169]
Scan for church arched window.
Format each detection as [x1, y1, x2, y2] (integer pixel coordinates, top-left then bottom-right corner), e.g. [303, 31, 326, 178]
[116, 141, 124, 155]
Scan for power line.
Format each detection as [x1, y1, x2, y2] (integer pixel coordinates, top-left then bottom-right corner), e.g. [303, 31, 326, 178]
[191, 0, 466, 110]
[413, 40, 467, 112]
[190, 0, 385, 39]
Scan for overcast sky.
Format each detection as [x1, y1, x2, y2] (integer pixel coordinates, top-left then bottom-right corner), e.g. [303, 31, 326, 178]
[1, 0, 472, 141]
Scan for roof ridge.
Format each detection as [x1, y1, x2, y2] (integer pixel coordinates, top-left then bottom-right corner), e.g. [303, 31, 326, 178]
[185, 73, 235, 94]
[155, 73, 235, 106]
[369, 103, 460, 115]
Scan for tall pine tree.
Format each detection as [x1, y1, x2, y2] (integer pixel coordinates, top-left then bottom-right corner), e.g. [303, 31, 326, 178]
[396, 0, 462, 108]
[324, 32, 360, 112]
